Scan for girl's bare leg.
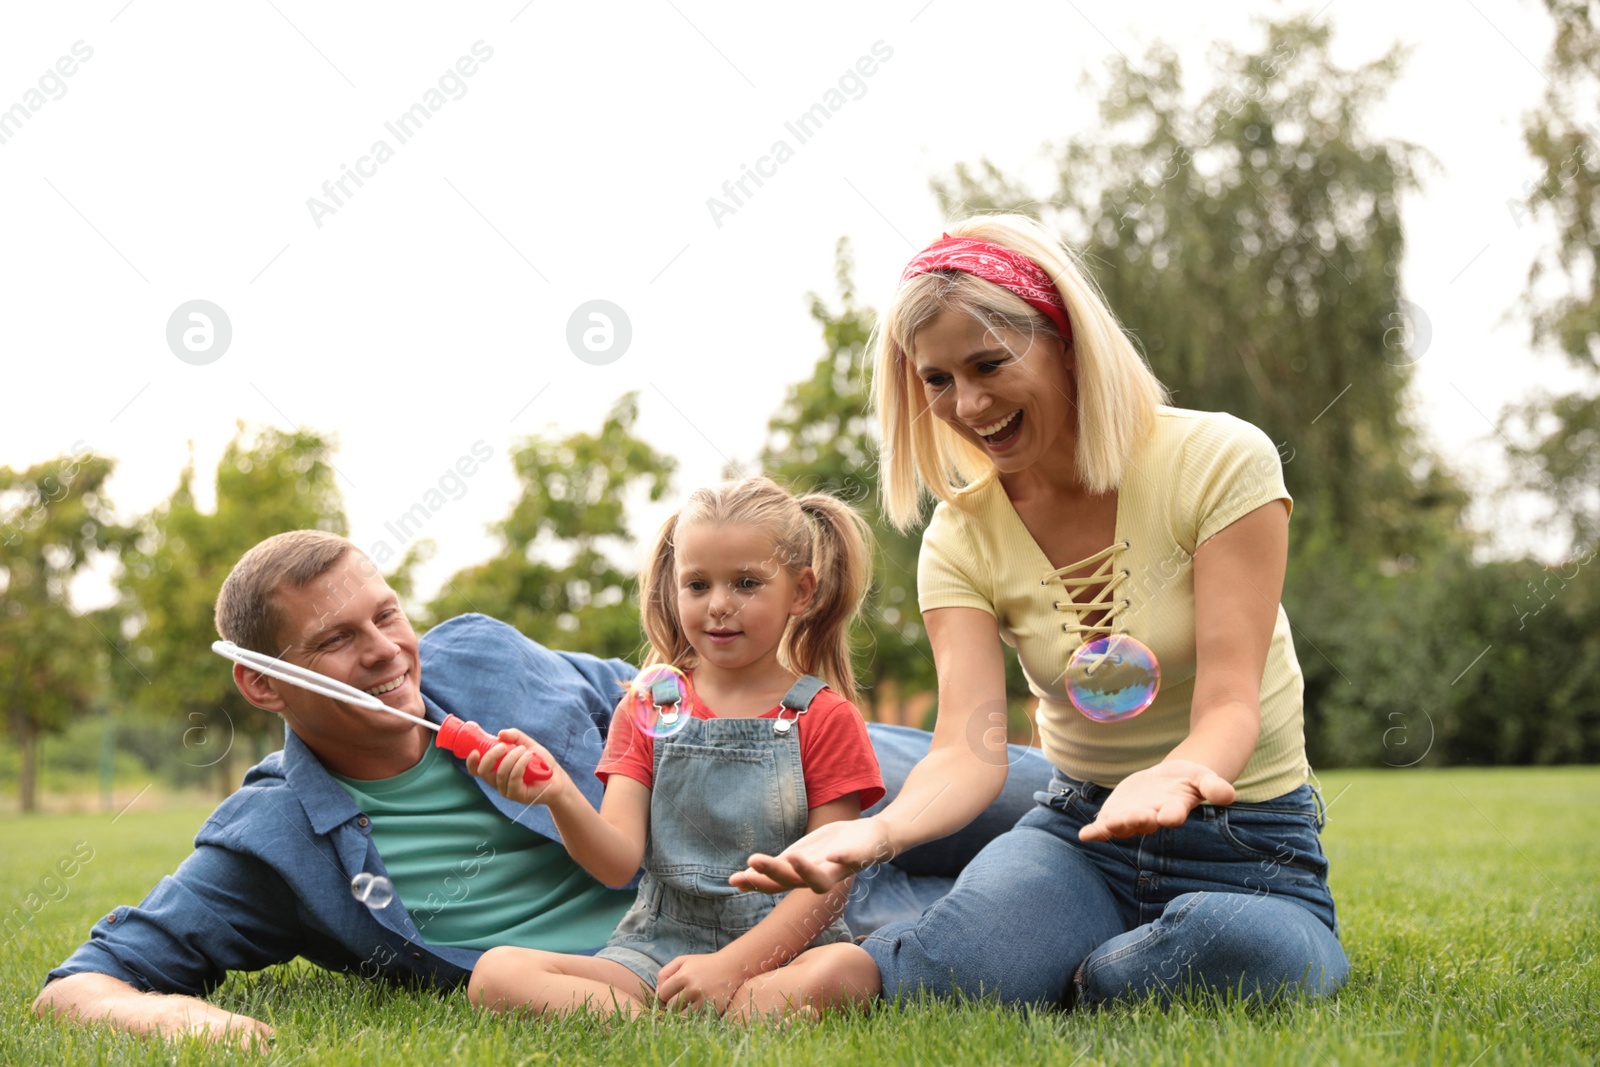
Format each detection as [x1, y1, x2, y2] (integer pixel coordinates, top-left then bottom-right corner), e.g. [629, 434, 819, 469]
[468, 947, 655, 1019]
[726, 942, 882, 1023]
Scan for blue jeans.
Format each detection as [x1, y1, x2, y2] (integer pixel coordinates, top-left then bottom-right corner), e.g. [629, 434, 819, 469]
[846, 725, 1056, 936]
[863, 771, 1349, 1007]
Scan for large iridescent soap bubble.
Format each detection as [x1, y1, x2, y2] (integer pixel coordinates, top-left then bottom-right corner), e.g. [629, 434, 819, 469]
[1065, 634, 1160, 723]
[630, 664, 692, 739]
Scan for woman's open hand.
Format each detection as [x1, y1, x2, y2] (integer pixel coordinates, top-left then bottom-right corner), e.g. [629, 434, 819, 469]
[731, 817, 895, 895]
[1078, 759, 1236, 841]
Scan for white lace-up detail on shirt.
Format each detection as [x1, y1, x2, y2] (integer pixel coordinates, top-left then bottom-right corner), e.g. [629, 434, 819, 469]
[1042, 540, 1133, 643]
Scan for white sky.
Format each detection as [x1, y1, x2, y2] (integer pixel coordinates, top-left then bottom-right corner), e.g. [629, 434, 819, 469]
[0, 0, 1586, 611]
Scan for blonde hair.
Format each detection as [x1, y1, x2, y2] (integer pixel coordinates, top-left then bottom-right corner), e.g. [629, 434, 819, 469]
[215, 530, 365, 653]
[872, 213, 1169, 530]
[638, 476, 872, 706]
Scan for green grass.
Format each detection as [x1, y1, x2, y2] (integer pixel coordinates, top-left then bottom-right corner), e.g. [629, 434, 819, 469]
[2, 768, 1596, 1066]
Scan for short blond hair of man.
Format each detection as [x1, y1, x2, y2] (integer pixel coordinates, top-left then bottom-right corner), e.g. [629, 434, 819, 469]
[214, 529, 371, 654]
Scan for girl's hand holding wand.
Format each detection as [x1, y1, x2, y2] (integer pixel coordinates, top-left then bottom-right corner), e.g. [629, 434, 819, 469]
[466, 728, 569, 806]
[467, 725, 650, 890]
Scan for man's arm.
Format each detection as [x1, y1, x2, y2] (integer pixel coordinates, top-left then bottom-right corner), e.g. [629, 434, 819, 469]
[34, 836, 308, 1043]
[33, 973, 273, 1049]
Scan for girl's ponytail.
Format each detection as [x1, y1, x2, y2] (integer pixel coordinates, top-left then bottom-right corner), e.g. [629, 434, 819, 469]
[787, 493, 873, 708]
[638, 511, 696, 670]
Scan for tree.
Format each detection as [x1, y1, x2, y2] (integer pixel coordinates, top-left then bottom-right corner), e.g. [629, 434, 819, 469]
[118, 426, 347, 796]
[757, 241, 941, 722]
[1522, 0, 1600, 368]
[424, 394, 675, 663]
[1502, 391, 1600, 551]
[1508, 0, 1600, 554]
[0, 449, 123, 811]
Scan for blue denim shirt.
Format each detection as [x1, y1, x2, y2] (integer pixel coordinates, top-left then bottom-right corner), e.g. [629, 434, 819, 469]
[46, 614, 638, 995]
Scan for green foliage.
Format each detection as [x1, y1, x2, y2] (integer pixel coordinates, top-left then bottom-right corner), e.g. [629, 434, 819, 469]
[423, 394, 676, 663]
[1445, 555, 1600, 764]
[1293, 545, 1600, 769]
[0, 711, 236, 803]
[1522, 0, 1600, 370]
[381, 538, 436, 606]
[757, 241, 940, 711]
[116, 426, 347, 796]
[1501, 390, 1600, 551]
[1511, 0, 1600, 556]
[0, 449, 124, 811]
[1286, 2, 1600, 767]
[5, 769, 1598, 1063]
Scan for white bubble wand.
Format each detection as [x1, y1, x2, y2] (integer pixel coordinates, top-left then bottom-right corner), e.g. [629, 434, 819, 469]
[211, 640, 551, 783]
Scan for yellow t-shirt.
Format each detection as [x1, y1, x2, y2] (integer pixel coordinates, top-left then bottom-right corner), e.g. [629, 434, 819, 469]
[918, 406, 1309, 802]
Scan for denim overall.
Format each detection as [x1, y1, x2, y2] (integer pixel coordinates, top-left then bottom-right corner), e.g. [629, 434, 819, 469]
[595, 675, 853, 987]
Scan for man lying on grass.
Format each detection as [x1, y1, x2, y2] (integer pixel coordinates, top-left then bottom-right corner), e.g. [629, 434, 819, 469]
[33, 530, 1048, 1044]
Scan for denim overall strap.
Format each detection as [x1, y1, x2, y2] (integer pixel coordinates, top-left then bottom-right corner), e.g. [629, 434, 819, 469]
[774, 674, 827, 734]
[779, 675, 828, 710]
[651, 675, 684, 706]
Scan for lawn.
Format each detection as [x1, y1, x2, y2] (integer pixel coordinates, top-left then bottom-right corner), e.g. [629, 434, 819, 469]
[2, 767, 1595, 1066]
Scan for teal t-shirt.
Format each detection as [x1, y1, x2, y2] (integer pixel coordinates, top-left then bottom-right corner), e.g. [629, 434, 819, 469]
[332, 745, 631, 951]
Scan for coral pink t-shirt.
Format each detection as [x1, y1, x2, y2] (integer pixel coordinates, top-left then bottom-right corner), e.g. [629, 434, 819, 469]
[596, 673, 885, 812]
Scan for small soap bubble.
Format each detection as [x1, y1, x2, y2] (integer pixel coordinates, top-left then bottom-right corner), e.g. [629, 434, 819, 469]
[630, 664, 692, 739]
[1065, 634, 1161, 723]
[350, 871, 395, 909]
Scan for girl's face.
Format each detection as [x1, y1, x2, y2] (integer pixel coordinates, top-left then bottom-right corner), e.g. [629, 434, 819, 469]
[911, 309, 1076, 477]
[674, 522, 815, 677]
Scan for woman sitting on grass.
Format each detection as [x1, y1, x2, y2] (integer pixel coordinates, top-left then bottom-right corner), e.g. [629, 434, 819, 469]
[735, 214, 1349, 1008]
[466, 477, 883, 1021]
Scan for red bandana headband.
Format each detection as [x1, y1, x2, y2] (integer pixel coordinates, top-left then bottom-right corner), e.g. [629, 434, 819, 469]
[899, 235, 1072, 339]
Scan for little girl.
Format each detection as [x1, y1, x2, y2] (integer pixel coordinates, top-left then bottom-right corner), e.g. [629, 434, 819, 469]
[465, 476, 885, 1021]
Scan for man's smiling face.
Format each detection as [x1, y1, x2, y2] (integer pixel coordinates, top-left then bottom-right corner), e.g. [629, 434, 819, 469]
[238, 551, 430, 771]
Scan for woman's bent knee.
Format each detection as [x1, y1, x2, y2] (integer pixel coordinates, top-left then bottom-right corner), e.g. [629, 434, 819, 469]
[1075, 891, 1349, 1007]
